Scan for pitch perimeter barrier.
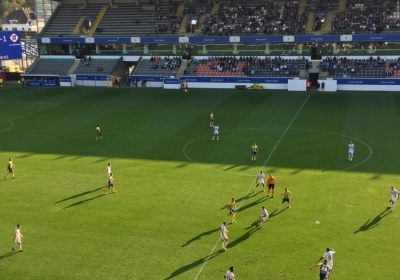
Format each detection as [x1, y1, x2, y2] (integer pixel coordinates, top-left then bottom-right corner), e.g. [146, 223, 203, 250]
[38, 34, 400, 45]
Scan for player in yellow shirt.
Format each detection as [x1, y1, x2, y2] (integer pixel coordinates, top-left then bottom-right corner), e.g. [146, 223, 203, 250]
[210, 112, 214, 127]
[105, 172, 116, 194]
[96, 124, 102, 141]
[226, 198, 238, 223]
[251, 143, 258, 161]
[5, 157, 15, 179]
[278, 188, 292, 210]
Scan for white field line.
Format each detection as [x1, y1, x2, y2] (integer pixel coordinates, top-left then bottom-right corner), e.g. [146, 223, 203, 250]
[193, 95, 310, 280]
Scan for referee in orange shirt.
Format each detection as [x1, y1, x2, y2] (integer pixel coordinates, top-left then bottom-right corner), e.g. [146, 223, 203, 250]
[267, 174, 276, 198]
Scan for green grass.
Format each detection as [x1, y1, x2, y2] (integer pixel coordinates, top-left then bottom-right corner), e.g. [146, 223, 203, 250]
[0, 86, 399, 279]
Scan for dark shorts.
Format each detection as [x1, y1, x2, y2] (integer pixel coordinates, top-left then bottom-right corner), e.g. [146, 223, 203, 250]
[97, 132, 102, 136]
[252, 151, 257, 156]
[268, 184, 275, 190]
[229, 209, 235, 214]
[108, 183, 114, 188]
[8, 167, 13, 173]
[282, 198, 290, 203]
[210, 118, 214, 122]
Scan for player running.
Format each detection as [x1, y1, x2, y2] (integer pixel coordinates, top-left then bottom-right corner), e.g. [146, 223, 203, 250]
[105, 172, 116, 195]
[227, 198, 238, 224]
[278, 188, 292, 210]
[5, 157, 15, 179]
[106, 163, 112, 186]
[309, 259, 334, 280]
[258, 206, 269, 228]
[220, 221, 229, 251]
[348, 141, 355, 161]
[96, 124, 102, 141]
[316, 248, 336, 270]
[388, 186, 400, 211]
[210, 112, 214, 127]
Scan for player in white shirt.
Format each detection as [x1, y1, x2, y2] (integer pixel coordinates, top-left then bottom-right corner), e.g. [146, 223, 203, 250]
[258, 206, 269, 228]
[220, 221, 229, 251]
[106, 163, 112, 186]
[212, 125, 219, 141]
[254, 170, 266, 193]
[12, 224, 23, 252]
[224, 266, 235, 280]
[348, 141, 355, 161]
[388, 186, 400, 211]
[316, 247, 336, 268]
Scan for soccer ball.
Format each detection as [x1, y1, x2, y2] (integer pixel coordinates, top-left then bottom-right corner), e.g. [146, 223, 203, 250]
[315, 221, 320, 225]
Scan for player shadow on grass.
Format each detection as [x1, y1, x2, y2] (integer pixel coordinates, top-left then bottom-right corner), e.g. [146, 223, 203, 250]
[227, 225, 259, 249]
[354, 209, 391, 234]
[164, 250, 223, 280]
[0, 252, 18, 260]
[237, 195, 271, 213]
[55, 187, 104, 204]
[181, 227, 220, 247]
[269, 207, 289, 218]
[63, 194, 104, 209]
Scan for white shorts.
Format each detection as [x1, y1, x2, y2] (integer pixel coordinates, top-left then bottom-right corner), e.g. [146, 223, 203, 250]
[391, 196, 397, 203]
[348, 151, 354, 155]
[261, 215, 268, 222]
[257, 180, 264, 185]
[220, 234, 228, 240]
[107, 173, 111, 178]
[15, 238, 21, 243]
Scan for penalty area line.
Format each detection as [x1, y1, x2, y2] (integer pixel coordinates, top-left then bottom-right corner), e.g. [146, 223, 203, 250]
[192, 95, 310, 280]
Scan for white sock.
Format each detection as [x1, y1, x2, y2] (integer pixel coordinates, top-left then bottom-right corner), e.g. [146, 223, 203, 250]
[225, 242, 228, 248]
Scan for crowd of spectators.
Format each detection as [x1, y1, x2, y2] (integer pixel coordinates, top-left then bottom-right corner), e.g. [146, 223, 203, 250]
[306, 0, 333, 32]
[331, 1, 399, 34]
[201, 2, 308, 36]
[150, 56, 182, 71]
[320, 56, 386, 78]
[150, 5, 182, 34]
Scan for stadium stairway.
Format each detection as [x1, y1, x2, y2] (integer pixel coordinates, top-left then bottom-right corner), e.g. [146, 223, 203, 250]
[176, 60, 188, 78]
[338, 0, 346, 12]
[178, 14, 188, 33]
[87, 6, 108, 37]
[72, 17, 86, 35]
[211, 3, 220, 15]
[68, 60, 81, 75]
[298, 0, 306, 15]
[176, 3, 184, 17]
[323, 10, 334, 33]
[306, 12, 315, 33]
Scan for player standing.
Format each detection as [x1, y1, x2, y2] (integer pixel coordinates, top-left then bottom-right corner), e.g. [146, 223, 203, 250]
[106, 163, 112, 186]
[316, 248, 336, 270]
[388, 186, 400, 211]
[251, 143, 258, 161]
[309, 259, 334, 280]
[254, 170, 266, 193]
[212, 124, 219, 141]
[348, 141, 355, 161]
[267, 174, 276, 197]
[12, 224, 23, 252]
[224, 266, 235, 280]
[210, 112, 214, 127]
[278, 188, 292, 210]
[258, 206, 269, 228]
[220, 221, 229, 251]
[105, 172, 117, 195]
[227, 198, 238, 223]
[5, 157, 15, 179]
[96, 124, 102, 141]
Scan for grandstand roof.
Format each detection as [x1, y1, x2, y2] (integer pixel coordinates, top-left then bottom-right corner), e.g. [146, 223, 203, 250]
[1, 8, 37, 25]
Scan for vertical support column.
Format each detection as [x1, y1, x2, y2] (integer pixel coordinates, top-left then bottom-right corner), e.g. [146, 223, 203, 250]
[233, 43, 238, 54]
[368, 42, 374, 54]
[333, 43, 338, 54]
[297, 43, 303, 55]
[144, 45, 149, 54]
[172, 44, 177, 55]
[264, 43, 270, 55]
[69, 44, 73, 55]
[95, 44, 99, 54]
[123, 44, 127, 54]
[202, 44, 207, 55]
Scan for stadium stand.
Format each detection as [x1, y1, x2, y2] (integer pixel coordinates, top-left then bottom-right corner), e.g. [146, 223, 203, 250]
[25, 57, 75, 75]
[41, 5, 103, 37]
[201, 1, 307, 36]
[73, 57, 120, 75]
[184, 56, 310, 77]
[331, 0, 400, 34]
[132, 56, 181, 76]
[319, 56, 387, 78]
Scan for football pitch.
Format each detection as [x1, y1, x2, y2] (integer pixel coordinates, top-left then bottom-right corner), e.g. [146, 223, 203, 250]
[0, 86, 399, 279]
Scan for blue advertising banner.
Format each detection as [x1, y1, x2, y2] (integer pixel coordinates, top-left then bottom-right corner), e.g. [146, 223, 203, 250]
[60, 76, 71, 82]
[189, 36, 231, 44]
[130, 76, 165, 82]
[239, 36, 283, 43]
[351, 34, 400, 42]
[76, 75, 107, 81]
[28, 81, 57, 87]
[48, 37, 88, 44]
[181, 76, 290, 83]
[0, 31, 22, 60]
[94, 37, 132, 44]
[335, 78, 400, 85]
[139, 37, 180, 44]
[164, 78, 180, 84]
[293, 35, 341, 42]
